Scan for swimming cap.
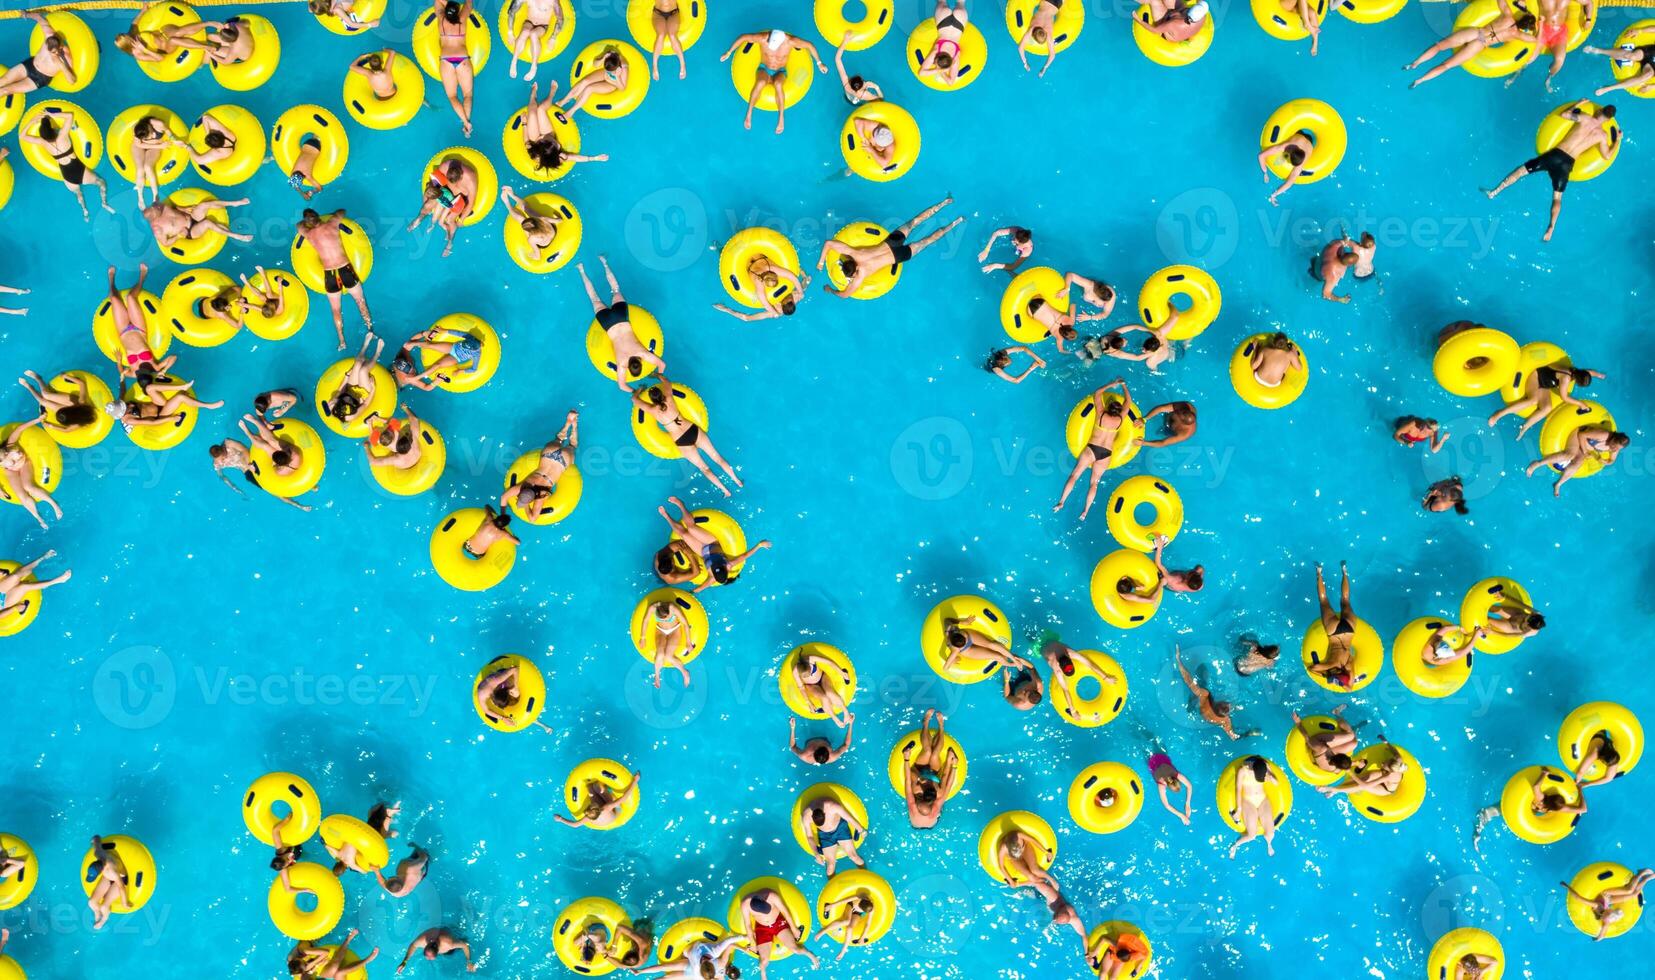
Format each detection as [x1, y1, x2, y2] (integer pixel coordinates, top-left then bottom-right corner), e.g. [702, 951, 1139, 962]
[766, 29, 787, 49]
[872, 125, 895, 148]
[1189, 1, 1210, 21]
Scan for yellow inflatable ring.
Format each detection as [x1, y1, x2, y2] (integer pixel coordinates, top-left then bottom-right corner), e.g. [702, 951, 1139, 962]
[630, 587, 708, 662]
[1497, 340, 1569, 416]
[0, 88, 21, 140]
[1065, 391, 1146, 469]
[119, 380, 198, 451]
[156, 187, 234, 264]
[1132, 4, 1214, 67]
[791, 782, 869, 855]
[291, 217, 373, 295]
[553, 896, 643, 974]
[631, 381, 708, 460]
[413, 6, 492, 79]
[43, 371, 114, 449]
[18, 100, 100, 180]
[1558, 701, 1643, 781]
[502, 104, 582, 181]
[726, 877, 810, 958]
[418, 312, 499, 392]
[1560, 1, 1597, 51]
[188, 104, 264, 185]
[1230, 333, 1309, 410]
[240, 268, 307, 342]
[503, 0, 577, 65]
[719, 227, 800, 308]
[28, 13, 97, 93]
[248, 419, 326, 499]
[978, 810, 1057, 884]
[1259, 98, 1346, 183]
[826, 221, 902, 299]
[313, 0, 386, 37]
[565, 758, 640, 830]
[906, 20, 988, 91]
[422, 147, 497, 228]
[160, 267, 238, 347]
[1090, 549, 1161, 629]
[1340, 742, 1427, 823]
[1085, 922, 1154, 979]
[1251, 0, 1329, 42]
[1391, 616, 1472, 699]
[430, 507, 517, 592]
[343, 51, 424, 131]
[0, 833, 35, 910]
[1284, 715, 1349, 786]
[289, 945, 369, 980]
[1433, 326, 1520, 397]
[728, 40, 814, 111]
[365, 416, 444, 495]
[313, 358, 394, 439]
[1538, 400, 1616, 479]
[1459, 577, 1534, 654]
[209, 15, 280, 92]
[0, 157, 12, 211]
[0, 561, 43, 636]
[815, 868, 897, 946]
[505, 192, 582, 274]
[569, 40, 649, 118]
[0, 423, 61, 505]
[503, 449, 581, 524]
[887, 728, 968, 797]
[667, 509, 747, 579]
[1455, 0, 1537, 78]
[1566, 863, 1646, 939]
[1536, 100, 1620, 181]
[919, 594, 1013, 683]
[92, 286, 166, 364]
[107, 105, 187, 187]
[131, 2, 205, 83]
[657, 918, 726, 963]
[840, 101, 920, 182]
[242, 770, 321, 847]
[1427, 928, 1504, 980]
[80, 836, 155, 914]
[473, 653, 547, 732]
[1498, 765, 1582, 845]
[779, 642, 857, 718]
[1216, 756, 1293, 832]
[1333, 0, 1408, 24]
[1137, 264, 1222, 339]
[627, 0, 705, 52]
[1049, 649, 1127, 728]
[585, 305, 663, 381]
[1006, 0, 1085, 53]
[1610, 21, 1655, 98]
[270, 105, 349, 189]
[267, 861, 344, 941]
[1067, 761, 1144, 834]
[1000, 266, 1069, 344]
[1104, 475, 1183, 552]
[816, 0, 892, 49]
[318, 813, 389, 872]
[1301, 616, 1383, 692]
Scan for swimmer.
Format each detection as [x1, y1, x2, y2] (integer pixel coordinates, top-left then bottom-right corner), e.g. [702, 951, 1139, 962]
[1483, 593, 1544, 643]
[1573, 730, 1626, 787]
[984, 346, 1047, 384]
[310, 0, 380, 30]
[712, 252, 806, 322]
[992, 824, 1057, 891]
[1024, 877, 1087, 944]
[577, 256, 667, 392]
[846, 114, 902, 176]
[1561, 870, 1653, 942]
[1175, 647, 1244, 741]
[374, 844, 429, 898]
[799, 793, 867, 876]
[1258, 131, 1315, 206]
[208, 433, 253, 493]
[917, 0, 971, 86]
[655, 496, 770, 589]
[288, 932, 379, 979]
[719, 29, 827, 134]
[818, 195, 961, 298]
[84, 835, 131, 929]
[143, 195, 253, 254]
[298, 209, 374, 349]
[1024, 295, 1079, 352]
[1525, 425, 1628, 496]
[978, 226, 1033, 274]
[267, 811, 306, 889]
[115, 6, 206, 68]
[1088, 929, 1153, 980]
[254, 388, 299, 421]
[320, 331, 385, 429]
[788, 715, 852, 765]
[0, 420, 60, 530]
[498, 411, 579, 522]
[432, 0, 477, 135]
[20, 109, 115, 219]
[18, 370, 98, 440]
[1053, 378, 1135, 519]
[1488, 364, 1602, 437]
[1311, 235, 1359, 304]
[181, 18, 254, 68]
[501, 185, 572, 265]
[559, 44, 631, 116]
[554, 769, 640, 828]
[238, 413, 315, 512]
[1063, 273, 1118, 322]
[0, 11, 78, 95]
[735, 886, 819, 978]
[326, 802, 398, 875]
[818, 891, 880, 958]
[1586, 39, 1655, 97]
[1226, 755, 1283, 858]
[410, 159, 478, 257]
[789, 647, 854, 727]
[1234, 639, 1280, 676]
[124, 113, 179, 209]
[1393, 416, 1446, 452]
[1423, 476, 1468, 514]
[644, 0, 691, 80]
[518, 83, 610, 176]
[639, 597, 694, 688]
[1309, 561, 1361, 688]
[1485, 100, 1617, 241]
[634, 378, 744, 497]
[1142, 0, 1210, 43]
[392, 325, 486, 388]
[1405, 0, 1539, 88]
[395, 926, 477, 973]
[0, 279, 24, 316]
[1015, 0, 1070, 77]
[504, 0, 566, 81]
[630, 932, 744, 978]
[1152, 535, 1203, 593]
[572, 919, 650, 971]
[1249, 332, 1302, 388]
[475, 656, 555, 733]
[937, 612, 1035, 678]
[1291, 706, 1357, 777]
[347, 50, 404, 102]
[1038, 638, 1118, 712]
[1472, 768, 1587, 851]
[900, 709, 960, 829]
[834, 36, 882, 103]
[283, 126, 329, 200]
[1107, 310, 1180, 372]
[1317, 737, 1409, 799]
[1146, 749, 1194, 825]
[1002, 657, 1042, 710]
[1142, 401, 1196, 448]
[463, 505, 519, 561]
[111, 373, 222, 429]
[0, 550, 71, 620]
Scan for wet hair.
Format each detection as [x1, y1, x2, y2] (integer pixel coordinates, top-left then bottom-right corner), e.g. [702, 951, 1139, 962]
[301, 207, 320, 222]
[838, 255, 858, 278]
[1245, 756, 1269, 781]
[1257, 644, 1280, 660]
[1102, 401, 1124, 418]
[810, 806, 827, 826]
[208, 444, 225, 460]
[1142, 336, 1162, 352]
[37, 116, 60, 141]
[1012, 228, 1032, 244]
[1569, 369, 1593, 387]
[491, 509, 512, 530]
[1596, 736, 1621, 767]
[1172, 403, 1196, 423]
[1539, 793, 1567, 812]
[1267, 332, 1295, 351]
[985, 349, 1012, 372]
[626, 355, 644, 378]
[1601, 104, 1617, 119]
[269, 845, 301, 870]
[271, 449, 293, 468]
[915, 781, 938, 803]
[443, 1, 464, 23]
[946, 628, 968, 649]
[779, 297, 797, 316]
[527, 137, 564, 171]
[1058, 324, 1078, 340]
[1329, 753, 1353, 771]
[1284, 146, 1306, 166]
[203, 129, 229, 150]
[1101, 332, 1125, 351]
[56, 404, 96, 427]
[1453, 501, 1469, 515]
[363, 52, 385, 72]
[1525, 614, 1546, 631]
[654, 549, 676, 575]
[1515, 13, 1537, 30]
[1212, 700, 1231, 717]
[646, 386, 667, 407]
[489, 684, 515, 707]
[934, 51, 954, 69]
[847, 74, 865, 91]
[253, 393, 271, 413]
[1185, 567, 1205, 591]
[135, 362, 159, 386]
[1608, 432, 1631, 448]
[1359, 232, 1375, 246]
[811, 745, 830, 764]
[602, 49, 623, 71]
[1032, 26, 1049, 42]
[620, 950, 641, 967]
[1116, 575, 1137, 594]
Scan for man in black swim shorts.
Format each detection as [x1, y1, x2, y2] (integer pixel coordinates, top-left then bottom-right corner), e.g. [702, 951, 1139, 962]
[1485, 100, 1618, 241]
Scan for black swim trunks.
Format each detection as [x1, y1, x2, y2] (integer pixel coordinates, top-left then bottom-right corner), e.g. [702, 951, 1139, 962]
[883, 230, 914, 265]
[1523, 147, 1575, 193]
[323, 262, 360, 294]
[595, 301, 631, 331]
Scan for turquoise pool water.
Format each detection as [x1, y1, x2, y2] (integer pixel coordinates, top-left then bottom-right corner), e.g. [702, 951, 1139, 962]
[1, 1, 1651, 977]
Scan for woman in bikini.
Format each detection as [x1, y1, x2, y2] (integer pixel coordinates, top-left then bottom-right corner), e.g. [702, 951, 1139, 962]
[1104, 309, 1180, 372]
[504, 0, 566, 81]
[1573, 731, 1626, 788]
[1035, 638, 1118, 712]
[633, 377, 744, 497]
[475, 658, 555, 733]
[1393, 416, 1446, 451]
[321, 332, 385, 430]
[1258, 135, 1315, 206]
[22, 110, 115, 220]
[114, 9, 203, 68]
[1318, 737, 1409, 799]
[0, 12, 77, 95]
[554, 769, 640, 829]
[1064, 272, 1118, 322]
[834, 36, 882, 104]
[571, 920, 648, 971]
[288, 933, 379, 979]
[0, 550, 71, 623]
[518, 83, 609, 177]
[918, 1, 970, 87]
[736, 886, 820, 974]
[1291, 706, 1357, 777]
[1308, 561, 1359, 688]
[900, 709, 959, 829]
[1560, 869, 1654, 942]
[18, 370, 100, 441]
[641, 596, 694, 689]
[1405, 0, 1539, 88]
[1146, 749, 1193, 825]
[817, 195, 961, 298]
[500, 185, 569, 264]
[433, 1, 477, 135]
[1053, 378, 1133, 520]
[1586, 37, 1655, 97]
[1175, 646, 1243, 740]
[1, 420, 62, 531]
[645, 0, 690, 80]
[938, 613, 1032, 678]
[655, 496, 770, 591]
[124, 114, 180, 209]
[984, 346, 1046, 384]
[1488, 363, 1603, 437]
[713, 253, 806, 322]
[462, 506, 519, 562]
[84, 835, 132, 930]
[1527, 425, 1629, 497]
[499, 411, 579, 521]
[790, 647, 854, 727]
[559, 44, 628, 117]
[1227, 755, 1282, 858]
[392, 323, 484, 388]
[114, 373, 223, 429]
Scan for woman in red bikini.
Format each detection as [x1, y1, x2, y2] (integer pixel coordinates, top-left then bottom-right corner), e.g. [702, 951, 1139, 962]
[1393, 416, 1446, 452]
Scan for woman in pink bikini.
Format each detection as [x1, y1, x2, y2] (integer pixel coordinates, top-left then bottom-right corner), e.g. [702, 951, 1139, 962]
[433, 0, 476, 135]
[918, 1, 970, 86]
